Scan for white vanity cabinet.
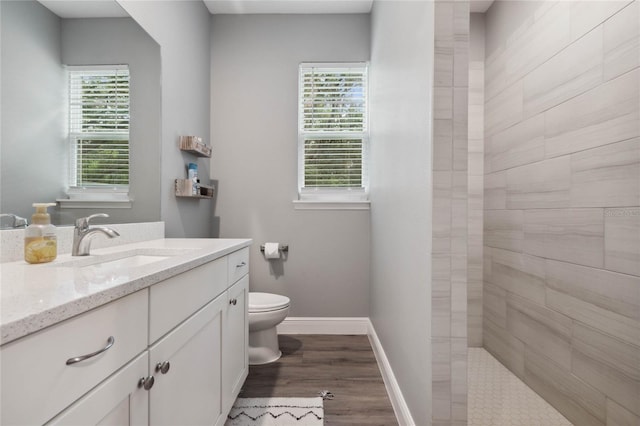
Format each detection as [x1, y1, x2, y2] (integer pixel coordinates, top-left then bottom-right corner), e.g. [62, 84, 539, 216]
[0, 243, 250, 426]
[149, 294, 227, 426]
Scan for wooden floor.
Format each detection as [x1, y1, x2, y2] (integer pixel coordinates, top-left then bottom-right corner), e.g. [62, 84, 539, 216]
[240, 335, 398, 426]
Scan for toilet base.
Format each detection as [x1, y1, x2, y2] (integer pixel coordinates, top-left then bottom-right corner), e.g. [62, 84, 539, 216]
[248, 326, 281, 365]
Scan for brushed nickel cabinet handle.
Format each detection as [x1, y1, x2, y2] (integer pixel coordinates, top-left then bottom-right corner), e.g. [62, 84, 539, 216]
[139, 376, 155, 390]
[229, 298, 237, 306]
[236, 261, 246, 268]
[66, 336, 115, 365]
[155, 361, 171, 374]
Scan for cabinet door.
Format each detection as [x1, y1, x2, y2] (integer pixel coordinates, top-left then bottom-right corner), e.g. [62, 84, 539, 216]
[46, 352, 149, 426]
[223, 274, 249, 413]
[149, 294, 226, 426]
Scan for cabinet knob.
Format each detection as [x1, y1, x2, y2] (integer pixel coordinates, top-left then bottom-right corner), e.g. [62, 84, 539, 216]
[139, 376, 155, 390]
[229, 298, 237, 306]
[155, 361, 171, 374]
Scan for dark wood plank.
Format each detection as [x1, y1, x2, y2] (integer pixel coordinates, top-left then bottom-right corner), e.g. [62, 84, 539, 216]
[239, 335, 399, 426]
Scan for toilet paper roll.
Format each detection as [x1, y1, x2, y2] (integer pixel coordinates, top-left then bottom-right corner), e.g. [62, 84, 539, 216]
[264, 242, 280, 259]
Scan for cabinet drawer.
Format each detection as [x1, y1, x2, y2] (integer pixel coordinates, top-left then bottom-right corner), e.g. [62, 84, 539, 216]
[0, 290, 148, 426]
[228, 247, 249, 285]
[149, 257, 227, 343]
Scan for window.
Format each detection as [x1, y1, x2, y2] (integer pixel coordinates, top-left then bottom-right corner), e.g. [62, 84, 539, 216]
[67, 65, 130, 194]
[298, 63, 368, 202]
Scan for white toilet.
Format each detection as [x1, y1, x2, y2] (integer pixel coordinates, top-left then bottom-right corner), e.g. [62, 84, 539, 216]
[248, 292, 290, 365]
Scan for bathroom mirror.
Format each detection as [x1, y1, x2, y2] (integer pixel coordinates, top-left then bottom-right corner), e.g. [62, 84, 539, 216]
[0, 0, 162, 227]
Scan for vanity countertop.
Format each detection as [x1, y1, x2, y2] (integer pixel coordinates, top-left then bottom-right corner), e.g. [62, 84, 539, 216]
[0, 238, 252, 345]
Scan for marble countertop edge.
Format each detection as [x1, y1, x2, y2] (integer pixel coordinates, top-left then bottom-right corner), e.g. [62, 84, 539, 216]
[1, 238, 252, 346]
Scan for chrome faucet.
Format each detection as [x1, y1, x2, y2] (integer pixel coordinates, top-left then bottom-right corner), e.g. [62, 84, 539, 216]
[0, 213, 28, 229]
[72, 213, 120, 256]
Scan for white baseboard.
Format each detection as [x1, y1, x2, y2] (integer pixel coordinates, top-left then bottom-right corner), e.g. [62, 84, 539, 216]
[367, 319, 415, 426]
[277, 317, 369, 335]
[276, 316, 413, 425]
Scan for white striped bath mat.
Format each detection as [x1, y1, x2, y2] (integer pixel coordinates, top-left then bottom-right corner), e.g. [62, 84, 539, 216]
[225, 397, 324, 426]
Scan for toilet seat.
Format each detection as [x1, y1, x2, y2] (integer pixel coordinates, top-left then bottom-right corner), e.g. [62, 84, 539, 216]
[249, 292, 290, 313]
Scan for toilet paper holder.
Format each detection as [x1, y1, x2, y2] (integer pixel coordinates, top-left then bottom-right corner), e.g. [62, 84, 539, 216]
[259, 244, 289, 253]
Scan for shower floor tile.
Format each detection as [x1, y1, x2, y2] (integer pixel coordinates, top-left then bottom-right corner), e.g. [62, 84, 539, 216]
[468, 348, 573, 426]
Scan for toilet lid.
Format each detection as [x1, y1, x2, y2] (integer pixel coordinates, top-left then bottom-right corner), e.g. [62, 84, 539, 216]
[249, 292, 290, 312]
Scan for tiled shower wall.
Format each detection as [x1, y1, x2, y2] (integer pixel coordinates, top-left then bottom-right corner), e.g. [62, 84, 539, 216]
[482, 1, 640, 425]
[432, 1, 469, 424]
[467, 13, 485, 348]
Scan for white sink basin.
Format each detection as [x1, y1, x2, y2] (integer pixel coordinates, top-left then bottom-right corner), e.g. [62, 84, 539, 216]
[53, 248, 195, 270]
[80, 255, 170, 270]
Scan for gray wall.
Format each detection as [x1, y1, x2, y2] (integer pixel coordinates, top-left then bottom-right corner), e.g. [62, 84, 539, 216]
[60, 18, 162, 225]
[369, 2, 434, 424]
[483, 1, 639, 425]
[210, 14, 370, 317]
[118, 0, 213, 238]
[0, 1, 66, 221]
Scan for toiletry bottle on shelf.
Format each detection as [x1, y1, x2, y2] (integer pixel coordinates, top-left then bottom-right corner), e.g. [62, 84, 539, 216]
[24, 203, 57, 264]
[188, 162, 198, 195]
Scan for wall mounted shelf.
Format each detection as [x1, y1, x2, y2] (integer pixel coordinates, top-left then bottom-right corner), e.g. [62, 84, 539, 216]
[179, 136, 212, 158]
[175, 179, 214, 199]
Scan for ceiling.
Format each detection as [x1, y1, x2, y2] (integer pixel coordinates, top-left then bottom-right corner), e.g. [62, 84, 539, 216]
[38, 0, 494, 19]
[204, 0, 373, 14]
[38, 0, 128, 18]
[470, 0, 494, 13]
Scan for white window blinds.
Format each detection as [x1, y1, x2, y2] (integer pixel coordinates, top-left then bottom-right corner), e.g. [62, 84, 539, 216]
[68, 65, 130, 188]
[298, 63, 368, 195]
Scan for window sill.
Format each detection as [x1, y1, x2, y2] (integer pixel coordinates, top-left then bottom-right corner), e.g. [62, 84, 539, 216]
[57, 191, 133, 209]
[57, 198, 133, 209]
[292, 200, 370, 211]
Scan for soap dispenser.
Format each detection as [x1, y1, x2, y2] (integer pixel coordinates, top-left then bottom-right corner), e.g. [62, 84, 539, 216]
[24, 203, 57, 264]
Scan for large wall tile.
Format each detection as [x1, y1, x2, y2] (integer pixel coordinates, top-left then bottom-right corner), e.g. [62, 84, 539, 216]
[450, 338, 467, 422]
[484, 171, 506, 209]
[435, 87, 453, 120]
[546, 288, 640, 347]
[605, 208, 640, 276]
[489, 247, 546, 305]
[523, 208, 604, 268]
[572, 323, 640, 385]
[483, 315, 525, 378]
[571, 138, 640, 208]
[546, 259, 640, 321]
[506, 156, 571, 209]
[432, 337, 452, 421]
[486, 2, 571, 102]
[523, 26, 603, 118]
[483, 281, 506, 327]
[484, 210, 523, 252]
[434, 119, 453, 171]
[572, 348, 640, 417]
[524, 348, 607, 426]
[604, 1, 640, 81]
[433, 171, 452, 254]
[453, 88, 469, 171]
[507, 294, 572, 369]
[606, 398, 640, 426]
[570, 0, 632, 42]
[545, 68, 640, 159]
[485, 114, 544, 172]
[485, 80, 522, 137]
